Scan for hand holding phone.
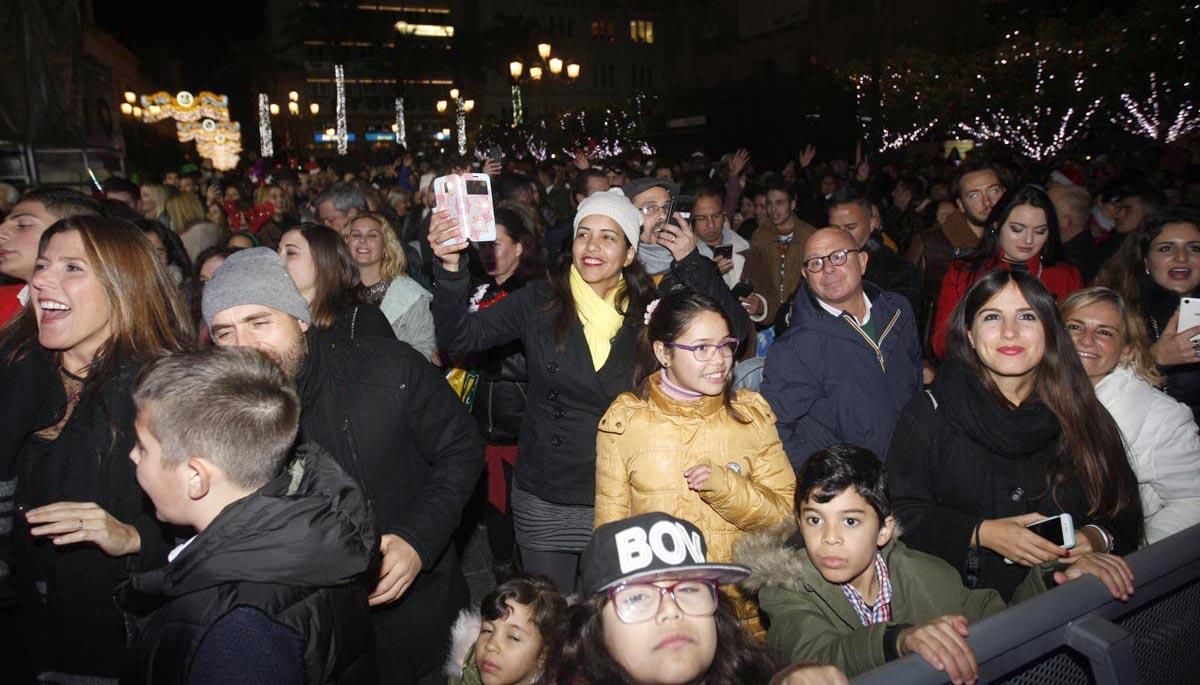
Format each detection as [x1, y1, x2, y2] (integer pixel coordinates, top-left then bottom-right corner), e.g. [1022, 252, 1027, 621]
[433, 173, 497, 244]
[1002, 513, 1075, 565]
[712, 245, 734, 261]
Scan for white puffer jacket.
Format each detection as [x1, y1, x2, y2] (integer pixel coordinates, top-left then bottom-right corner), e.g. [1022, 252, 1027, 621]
[1095, 364, 1200, 544]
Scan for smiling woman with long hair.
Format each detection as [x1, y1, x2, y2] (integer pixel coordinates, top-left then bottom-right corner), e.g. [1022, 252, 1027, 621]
[0, 215, 192, 679]
[888, 269, 1142, 600]
[277, 223, 393, 342]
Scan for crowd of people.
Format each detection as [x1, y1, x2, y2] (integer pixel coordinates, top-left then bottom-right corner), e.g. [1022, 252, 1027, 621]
[0, 138, 1198, 685]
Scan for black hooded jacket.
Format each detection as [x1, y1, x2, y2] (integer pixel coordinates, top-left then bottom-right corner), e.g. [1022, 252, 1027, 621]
[117, 444, 377, 684]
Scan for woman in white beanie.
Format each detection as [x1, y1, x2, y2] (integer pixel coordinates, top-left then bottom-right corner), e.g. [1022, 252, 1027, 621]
[429, 188, 743, 593]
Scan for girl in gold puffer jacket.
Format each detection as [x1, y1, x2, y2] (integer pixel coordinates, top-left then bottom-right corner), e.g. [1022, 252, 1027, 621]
[594, 291, 796, 638]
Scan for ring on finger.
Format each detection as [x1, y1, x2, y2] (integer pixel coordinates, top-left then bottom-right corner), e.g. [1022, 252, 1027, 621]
[77, 519, 84, 533]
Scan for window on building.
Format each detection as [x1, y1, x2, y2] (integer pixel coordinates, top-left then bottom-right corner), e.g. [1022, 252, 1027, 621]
[629, 19, 654, 44]
[591, 19, 615, 41]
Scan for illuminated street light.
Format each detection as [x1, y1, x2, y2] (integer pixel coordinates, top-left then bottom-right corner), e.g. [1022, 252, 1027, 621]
[549, 58, 563, 75]
[567, 63, 581, 79]
[538, 43, 551, 60]
[510, 61, 524, 80]
[529, 66, 543, 81]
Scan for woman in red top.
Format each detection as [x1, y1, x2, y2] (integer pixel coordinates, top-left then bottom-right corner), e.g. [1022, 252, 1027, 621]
[932, 184, 1082, 358]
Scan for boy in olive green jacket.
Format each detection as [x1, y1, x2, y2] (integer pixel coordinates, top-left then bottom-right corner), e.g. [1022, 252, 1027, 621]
[737, 445, 1128, 684]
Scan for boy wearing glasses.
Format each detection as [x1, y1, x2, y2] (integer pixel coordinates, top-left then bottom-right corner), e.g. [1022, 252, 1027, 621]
[761, 227, 921, 468]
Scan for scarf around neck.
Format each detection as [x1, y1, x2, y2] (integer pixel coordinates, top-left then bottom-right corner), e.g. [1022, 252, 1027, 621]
[569, 265, 626, 370]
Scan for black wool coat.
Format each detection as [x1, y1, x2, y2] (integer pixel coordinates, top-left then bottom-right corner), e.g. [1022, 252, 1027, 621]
[886, 361, 1143, 601]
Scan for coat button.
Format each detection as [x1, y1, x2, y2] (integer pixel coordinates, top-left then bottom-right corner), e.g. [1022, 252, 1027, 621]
[547, 389, 558, 401]
[553, 408, 565, 420]
[1009, 486, 1025, 502]
[551, 435, 563, 446]
[546, 362, 559, 373]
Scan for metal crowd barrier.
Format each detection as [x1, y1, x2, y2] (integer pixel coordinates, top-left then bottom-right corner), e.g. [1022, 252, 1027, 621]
[851, 522, 1200, 685]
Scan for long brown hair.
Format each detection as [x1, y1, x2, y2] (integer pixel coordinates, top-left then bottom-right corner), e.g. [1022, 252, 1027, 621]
[543, 243, 655, 352]
[632, 290, 748, 423]
[946, 269, 1141, 525]
[2, 216, 193, 378]
[1095, 207, 1200, 306]
[288, 223, 359, 330]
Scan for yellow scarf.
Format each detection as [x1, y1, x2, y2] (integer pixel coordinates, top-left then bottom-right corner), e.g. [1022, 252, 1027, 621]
[569, 265, 626, 370]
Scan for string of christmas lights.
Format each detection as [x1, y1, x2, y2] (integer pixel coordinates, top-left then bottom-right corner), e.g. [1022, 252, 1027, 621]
[395, 97, 406, 148]
[511, 84, 524, 127]
[1118, 72, 1199, 143]
[334, 64, 348, 156]
[257, 93, 273, 158]
[455, 97, 467, 156]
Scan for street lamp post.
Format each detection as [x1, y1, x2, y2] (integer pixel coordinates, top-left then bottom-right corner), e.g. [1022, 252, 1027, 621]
[507, 42, 581, 119]
[437, 88, 474, 155]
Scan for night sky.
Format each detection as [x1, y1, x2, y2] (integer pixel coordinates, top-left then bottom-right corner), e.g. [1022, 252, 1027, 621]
[93, 0, 269, 113]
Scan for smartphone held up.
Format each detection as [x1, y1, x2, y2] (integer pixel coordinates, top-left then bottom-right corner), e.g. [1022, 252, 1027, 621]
[433, 173, 497, 244]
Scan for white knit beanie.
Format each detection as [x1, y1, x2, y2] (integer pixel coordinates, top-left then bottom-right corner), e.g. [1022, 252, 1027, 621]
[573, 188, 644, 252]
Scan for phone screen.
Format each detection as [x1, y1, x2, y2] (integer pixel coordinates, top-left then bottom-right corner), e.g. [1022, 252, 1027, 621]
[1027, 517, 1067, 546]
[466, 180, 489, 195]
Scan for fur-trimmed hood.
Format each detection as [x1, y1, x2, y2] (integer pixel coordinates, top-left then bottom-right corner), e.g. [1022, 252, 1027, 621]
[734, 520, 904, 594]
[444, 608, 482, 679]
[734, 522, 811, 594]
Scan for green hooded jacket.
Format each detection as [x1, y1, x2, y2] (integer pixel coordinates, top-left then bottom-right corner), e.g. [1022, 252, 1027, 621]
[736, 525, 1050, 676]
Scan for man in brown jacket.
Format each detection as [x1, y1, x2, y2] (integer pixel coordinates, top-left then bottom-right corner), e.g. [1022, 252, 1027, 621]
[750, 177, 818, 326]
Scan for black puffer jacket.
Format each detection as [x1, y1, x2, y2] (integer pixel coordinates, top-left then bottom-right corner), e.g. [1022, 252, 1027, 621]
[12, 356, 176, 677]
[887, 361, 1143, 601]
[118, 444, 377, 684]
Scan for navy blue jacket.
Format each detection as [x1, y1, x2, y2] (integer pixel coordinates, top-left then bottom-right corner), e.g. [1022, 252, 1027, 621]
[761, 281, 921, 468]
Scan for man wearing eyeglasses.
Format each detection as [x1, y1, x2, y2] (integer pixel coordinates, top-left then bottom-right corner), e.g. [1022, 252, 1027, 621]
[762, 228, 921, 469]
[690, 183, 775, 326]
[623, 176, 754, 348]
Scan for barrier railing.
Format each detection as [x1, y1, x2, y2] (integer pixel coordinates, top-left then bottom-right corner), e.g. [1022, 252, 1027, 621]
[851, 522, 1200, 685]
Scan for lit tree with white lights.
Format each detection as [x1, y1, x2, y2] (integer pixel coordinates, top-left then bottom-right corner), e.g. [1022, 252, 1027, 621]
[959, 32, 1102, 162]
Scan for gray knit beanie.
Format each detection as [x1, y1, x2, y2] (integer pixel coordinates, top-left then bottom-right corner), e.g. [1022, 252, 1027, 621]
[573, 188, 644, 252]
[201, 247, 311, 329]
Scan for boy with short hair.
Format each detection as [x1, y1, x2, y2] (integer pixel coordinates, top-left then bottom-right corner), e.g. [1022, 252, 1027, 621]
[117, 347, 377, 684]
[739, 444, 1047, 684]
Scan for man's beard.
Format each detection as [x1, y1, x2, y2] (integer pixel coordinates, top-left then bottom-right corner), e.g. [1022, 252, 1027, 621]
[272, 331, 309, 379]
[964, 206, 989, 230]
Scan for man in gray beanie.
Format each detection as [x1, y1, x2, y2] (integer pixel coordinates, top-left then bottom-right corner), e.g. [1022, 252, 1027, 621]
[203, 248, 483, 685]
